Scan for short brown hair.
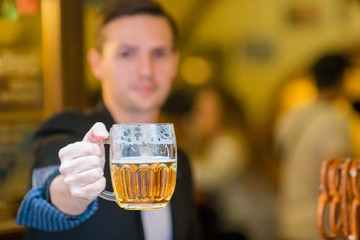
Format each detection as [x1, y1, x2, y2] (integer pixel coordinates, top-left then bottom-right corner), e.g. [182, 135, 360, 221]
[312, 53, 352, 90]
[94, 0, 178, 51]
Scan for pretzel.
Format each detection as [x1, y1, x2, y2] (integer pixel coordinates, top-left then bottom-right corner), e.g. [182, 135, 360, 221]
[317, 158, 360, 239]
[328, 159, 343, 236]
[317, 159, 339, 239]
[340, 158, 352, 236]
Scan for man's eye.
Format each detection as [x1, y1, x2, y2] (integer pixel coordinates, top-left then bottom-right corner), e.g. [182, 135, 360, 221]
[119, 51, 133, 58]
[153, 50, 169, 59]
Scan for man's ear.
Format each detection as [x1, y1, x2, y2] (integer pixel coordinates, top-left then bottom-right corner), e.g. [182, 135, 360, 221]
[87, 48, 104, 80]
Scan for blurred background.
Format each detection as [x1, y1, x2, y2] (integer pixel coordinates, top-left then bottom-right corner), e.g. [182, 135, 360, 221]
[2, 0, 360, 239]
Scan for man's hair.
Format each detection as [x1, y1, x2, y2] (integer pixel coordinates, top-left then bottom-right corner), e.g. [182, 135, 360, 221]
[94, 0, 178, 51]
[312, 53, 352, 90]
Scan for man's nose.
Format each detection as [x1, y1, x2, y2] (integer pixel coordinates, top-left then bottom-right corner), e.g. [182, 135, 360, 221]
[139, 54, 153, 77]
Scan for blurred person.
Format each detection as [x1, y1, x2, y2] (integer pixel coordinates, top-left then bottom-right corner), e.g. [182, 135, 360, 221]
[350, 101, 360, 157]
[274, 53, 353, 240]
[340, 56, 360, 158]
[160, 87, 195, 149]
[16, 0, 202, 239]
[184, 86, 275, 240]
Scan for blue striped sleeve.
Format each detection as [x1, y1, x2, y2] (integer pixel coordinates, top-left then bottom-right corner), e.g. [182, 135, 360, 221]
[16, 185, 98, 231]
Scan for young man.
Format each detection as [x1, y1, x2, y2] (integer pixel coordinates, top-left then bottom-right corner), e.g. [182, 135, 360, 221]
[16, 1, 202, 239]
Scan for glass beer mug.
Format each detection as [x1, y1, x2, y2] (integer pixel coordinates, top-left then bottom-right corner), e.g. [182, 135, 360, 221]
[99, 123, 177, 210]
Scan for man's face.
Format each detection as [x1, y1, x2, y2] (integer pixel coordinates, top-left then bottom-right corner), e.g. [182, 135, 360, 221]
[90, 15, 179, 114]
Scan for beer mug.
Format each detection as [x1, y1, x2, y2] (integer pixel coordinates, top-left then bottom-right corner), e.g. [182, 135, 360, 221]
[99, 123, 177, 210]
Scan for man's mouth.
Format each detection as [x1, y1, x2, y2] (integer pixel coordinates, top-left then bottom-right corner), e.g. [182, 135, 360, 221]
[133, 86, 156, 95]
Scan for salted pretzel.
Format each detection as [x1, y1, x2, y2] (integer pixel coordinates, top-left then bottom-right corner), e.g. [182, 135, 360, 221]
[328, 159, 343, 237]
[318, 159, 338, 239]
[349, 159, 360, 239]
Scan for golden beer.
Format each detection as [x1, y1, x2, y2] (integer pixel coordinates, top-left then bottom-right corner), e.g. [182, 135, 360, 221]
[110, 156, 177, 210]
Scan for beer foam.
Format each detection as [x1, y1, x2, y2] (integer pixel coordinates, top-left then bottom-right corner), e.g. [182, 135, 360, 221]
[111, 156, 176, 164]
[112, 124, 175, 145]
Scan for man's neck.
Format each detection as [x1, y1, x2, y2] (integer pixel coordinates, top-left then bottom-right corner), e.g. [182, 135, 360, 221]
[104, 99, 160, 124]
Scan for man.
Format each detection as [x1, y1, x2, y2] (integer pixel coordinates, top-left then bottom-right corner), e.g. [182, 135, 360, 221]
[274, 53, 353, 240]
[16, 0, 202, 239]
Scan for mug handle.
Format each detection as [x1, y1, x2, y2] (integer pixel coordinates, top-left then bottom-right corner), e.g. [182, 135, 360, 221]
[96, 138, 116, 202]
[100, 190, 116, 201]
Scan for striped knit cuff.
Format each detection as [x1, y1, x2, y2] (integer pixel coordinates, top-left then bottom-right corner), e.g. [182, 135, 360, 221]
[16, 186, 98, 231]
